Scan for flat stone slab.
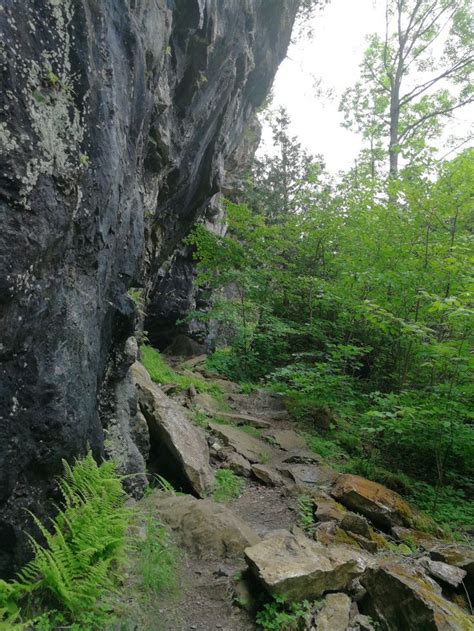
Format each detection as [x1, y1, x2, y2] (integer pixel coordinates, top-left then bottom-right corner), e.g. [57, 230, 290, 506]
[265, 429, 306, 451]
[245, 529, 370, 601]
[277, 463, 339, 489]
[209, 422, 277, 464]
[217, 412, 272, 429]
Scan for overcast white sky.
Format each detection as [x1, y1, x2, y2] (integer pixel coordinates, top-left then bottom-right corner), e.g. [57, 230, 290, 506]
[260, 0, 473, 174]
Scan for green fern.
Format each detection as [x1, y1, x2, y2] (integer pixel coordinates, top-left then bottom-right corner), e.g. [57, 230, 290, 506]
[0, 452, 130, 628]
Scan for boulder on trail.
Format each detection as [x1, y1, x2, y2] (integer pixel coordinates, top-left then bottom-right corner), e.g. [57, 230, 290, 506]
[209, 422, 277, 463]
[227, 390, 289, 420]
[251, 463, 286, 487]
[360, 560, 474, 631]
[222, 451, 253, 477]
[164, 334, 206, 357]
[331, 474, 418, 530]
[313, 592, 352, 631]
[264, 429, 306, 451]
[150, 493, 260, 559]
[244, 529, 371, 601]
[132, 362, 214, 497]
[277, 462, 339, 490]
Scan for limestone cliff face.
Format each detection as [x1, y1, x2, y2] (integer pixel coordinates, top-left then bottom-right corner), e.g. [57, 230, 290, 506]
[0, 0, 299, 576]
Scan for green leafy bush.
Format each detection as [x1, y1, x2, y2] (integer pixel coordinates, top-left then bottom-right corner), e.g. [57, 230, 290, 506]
[0, 453, 130, 629]
[304, 433, 345, 460]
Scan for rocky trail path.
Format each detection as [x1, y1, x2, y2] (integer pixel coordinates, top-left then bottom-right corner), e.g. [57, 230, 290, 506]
[129, 352, 474, 631]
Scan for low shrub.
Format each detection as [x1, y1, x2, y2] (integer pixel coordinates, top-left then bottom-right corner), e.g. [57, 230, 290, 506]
[256, 595, 311, 630]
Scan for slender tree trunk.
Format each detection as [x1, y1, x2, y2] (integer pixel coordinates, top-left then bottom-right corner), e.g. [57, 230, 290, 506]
[389, 77, 401, 177]
[444, 205, 459, 298]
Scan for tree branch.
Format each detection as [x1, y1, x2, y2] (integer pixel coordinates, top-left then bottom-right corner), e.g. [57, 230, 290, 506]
[402, 1, 448, 62]
[383, 1, 394, 84]
[400, 55, 474, 105]
[403, 11, 454, 72]
[363, 58, 392, 93]
[398, 96, 474, 141]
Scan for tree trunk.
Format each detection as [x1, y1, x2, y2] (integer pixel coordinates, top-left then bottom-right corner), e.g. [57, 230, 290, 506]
[389, 83, 401, 177]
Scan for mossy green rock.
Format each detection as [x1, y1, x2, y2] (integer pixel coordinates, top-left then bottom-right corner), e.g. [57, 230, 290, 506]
[361, 561, 474, 630]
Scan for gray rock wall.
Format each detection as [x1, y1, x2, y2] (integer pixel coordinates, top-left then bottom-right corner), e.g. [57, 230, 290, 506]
[145, 115, 262, 350]
[0, 0, 299, 576]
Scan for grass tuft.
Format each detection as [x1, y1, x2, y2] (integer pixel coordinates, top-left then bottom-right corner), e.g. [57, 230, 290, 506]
[213, 469, 244, 503]
[140, 344, 222, 398]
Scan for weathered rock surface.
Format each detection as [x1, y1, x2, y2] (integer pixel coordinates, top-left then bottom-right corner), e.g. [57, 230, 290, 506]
[331, 474, 417, 530]
[429, 544, 474, 599]
[277, 462, 339, 489]
[149, 493, 260, 559]
[313, 492, 347, 524]
[219, 412, 272, 429]
[221, 451, 252, 478]
[251, 464, 285, 487]
[228, 390, 289, 419]
[420, 557, 467, 589]
[193, 392, 223, 415]
[340, 511, 371, 538]
[265, 429, 306, 451]
[102, 339, 149, 497]
[0, 0, 298, 575]
[314, 521, 383, 554]
[209, 422, 276, 464]
[429, 544, 474, 575]
[360, 560, 474, 631]
[352, 613, 377, 631]
[245, 529, 371, 601]
[132, 361, 213, 497]
[392, 526, 440, 549]
[314, 592, 352, 631]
